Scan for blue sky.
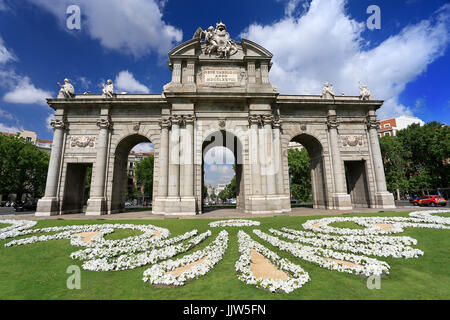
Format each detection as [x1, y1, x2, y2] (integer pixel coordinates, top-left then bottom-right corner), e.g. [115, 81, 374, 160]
[0, 0, 449, 186]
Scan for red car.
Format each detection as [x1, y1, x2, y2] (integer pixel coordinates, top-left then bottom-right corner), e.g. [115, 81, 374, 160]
[413, 195, 447, 207]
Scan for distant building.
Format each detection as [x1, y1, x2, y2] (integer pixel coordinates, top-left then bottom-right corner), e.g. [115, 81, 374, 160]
[288, 141, 303, 150]
[0, 129, 53, 153]
[127, 151, 155, 180]
[378, 116, 425, 137]
[215, 183, 226, 195]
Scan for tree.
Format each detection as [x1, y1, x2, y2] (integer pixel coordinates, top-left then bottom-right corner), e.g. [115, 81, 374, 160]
[395, 121, 449, 189]
[287, 148, 311, 202]
[210, 192, 217, 200]
[379, 135, 409, 192]
[0, 134, 49, 201]
[218, 190, 227, 202]
[134, 156, 154, 200]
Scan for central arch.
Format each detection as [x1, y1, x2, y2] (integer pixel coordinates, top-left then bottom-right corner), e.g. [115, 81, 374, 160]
[201, 130, 244, 213]
[110, 134, 153, 213]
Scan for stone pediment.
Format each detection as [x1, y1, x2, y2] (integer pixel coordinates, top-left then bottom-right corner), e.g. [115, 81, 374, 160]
[167, 38, 273, 60]
[165, 23, 276, 94]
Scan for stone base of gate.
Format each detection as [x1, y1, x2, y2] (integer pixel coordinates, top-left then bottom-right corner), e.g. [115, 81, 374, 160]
[152, 196, 197, 215]
[246, 194, 291, 214]
[375, 192, 396, 209]
[331, 193, 353, 210]
[86, 197, 107, 215]
[35, 197, 59, 216]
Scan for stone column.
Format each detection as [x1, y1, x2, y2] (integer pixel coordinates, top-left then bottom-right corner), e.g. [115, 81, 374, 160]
[158, 119, 171, 197]
[168, 115, 181, 197]
[366, 112, 396, 208]
[273, 119, 284, 195]
[183, 114, 195, 197]
[36, 119, 66, 216]
[263, 115, 276, 195]
[248, 115, 261, 195]
[327, 109, 352, 209]
[86, 117, 112, 215]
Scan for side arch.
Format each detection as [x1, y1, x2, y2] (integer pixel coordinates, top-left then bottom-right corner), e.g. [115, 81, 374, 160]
[288, 133, 329, 209]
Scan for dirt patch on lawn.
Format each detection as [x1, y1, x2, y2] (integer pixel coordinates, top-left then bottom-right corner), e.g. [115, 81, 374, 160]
[73, 231, 102, 244]
[250, 249, 290, 280]
[167, 256, 207, 277]
[372, 223, 393, 231]
[327, 258, 362, 268]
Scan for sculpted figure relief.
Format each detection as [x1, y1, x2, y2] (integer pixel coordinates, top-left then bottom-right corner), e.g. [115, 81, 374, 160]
[102, 79, 115, 98]
[359, 82, 373, 100]
[57, 78, 75, 99]
[321, 82, 335, 99]
[193, 22, 238, 58]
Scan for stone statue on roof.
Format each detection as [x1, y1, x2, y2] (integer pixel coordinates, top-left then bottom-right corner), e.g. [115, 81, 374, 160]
[102, 79, 115, 99]
[193, 22, 238, 58]
[359, 82, 373, 100]
[57, 78, 75, 99]
[321, 82, 335, 99]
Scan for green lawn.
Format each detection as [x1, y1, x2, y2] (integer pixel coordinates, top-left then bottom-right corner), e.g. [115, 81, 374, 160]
[0, 211, 449, 300]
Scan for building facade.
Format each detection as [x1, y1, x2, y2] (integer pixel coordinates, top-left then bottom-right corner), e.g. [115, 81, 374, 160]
[36, 23, 395, 216]
[377, 116, 425, 137]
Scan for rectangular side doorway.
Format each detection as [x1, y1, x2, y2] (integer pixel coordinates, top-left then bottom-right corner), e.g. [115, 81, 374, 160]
[62, 163, 92, 214]
[344, 160, 370, 208]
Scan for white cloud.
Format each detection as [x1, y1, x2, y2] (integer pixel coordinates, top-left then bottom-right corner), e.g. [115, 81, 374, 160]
[0, 108, 14, 120]
[3, 76, 51, 105]
[45, 112, 55, 131]
[241, 0, 450, 119]
[0, 36, 15, 64]
[131, 142, 154, 154]
[0, 0, 8, 11]
[115, 70, 150, 93]
[204, 146, 235, 165]
[28, 0, 183, 57]
[0, 122, 21, 134]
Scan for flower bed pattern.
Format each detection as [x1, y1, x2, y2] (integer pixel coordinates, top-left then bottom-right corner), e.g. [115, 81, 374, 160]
[235, 230, 310, 293]
[0, 209, 449, 293]
[209, 219, 260, 227]
[143, 230, 229, 286]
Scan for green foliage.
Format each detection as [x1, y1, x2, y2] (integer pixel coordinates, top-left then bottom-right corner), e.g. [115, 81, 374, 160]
[288, 148, 311, 202]
[0, 134, 49, 199]
[134, 156, 154, 199]
[380, 121, 449, 191]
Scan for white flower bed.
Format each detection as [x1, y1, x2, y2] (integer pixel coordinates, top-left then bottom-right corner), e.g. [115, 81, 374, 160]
[235, 230, 310, 293]
[0, 220, 37, 240]
[81, 231, 211, 271]
[408, 209, 450, 225]
[71, 230, 198, 261]
[253, 229, 390, 276]
[143, 230, 229, 286]
[209, 219, 260, 227]
[271, 228, 423, 258]
[3, 223, 169, 248]
[302, 214, 450, 235]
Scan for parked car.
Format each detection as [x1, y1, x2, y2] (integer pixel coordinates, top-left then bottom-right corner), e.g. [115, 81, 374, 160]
[124, 202, 132, 207]
[412, 195, 447, 207]
[15, 201, 37, 212]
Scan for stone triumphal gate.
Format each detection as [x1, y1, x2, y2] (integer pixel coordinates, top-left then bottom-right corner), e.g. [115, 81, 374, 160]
[36, 23, 395, 216]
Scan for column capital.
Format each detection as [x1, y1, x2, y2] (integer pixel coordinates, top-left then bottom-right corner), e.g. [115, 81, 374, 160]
[183, 114, 196, 124]
[366, 118, 380, 130]
[273, 118, 282, 129]
[262, 115, 274, 126]
[160, 118, 171, 129]
[50, 119, 67, 130]
[327, 118, 340, 129]
[96, 118, 112, 129]
[248, 114, 261, 126]
[170, 115, 182, 126]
